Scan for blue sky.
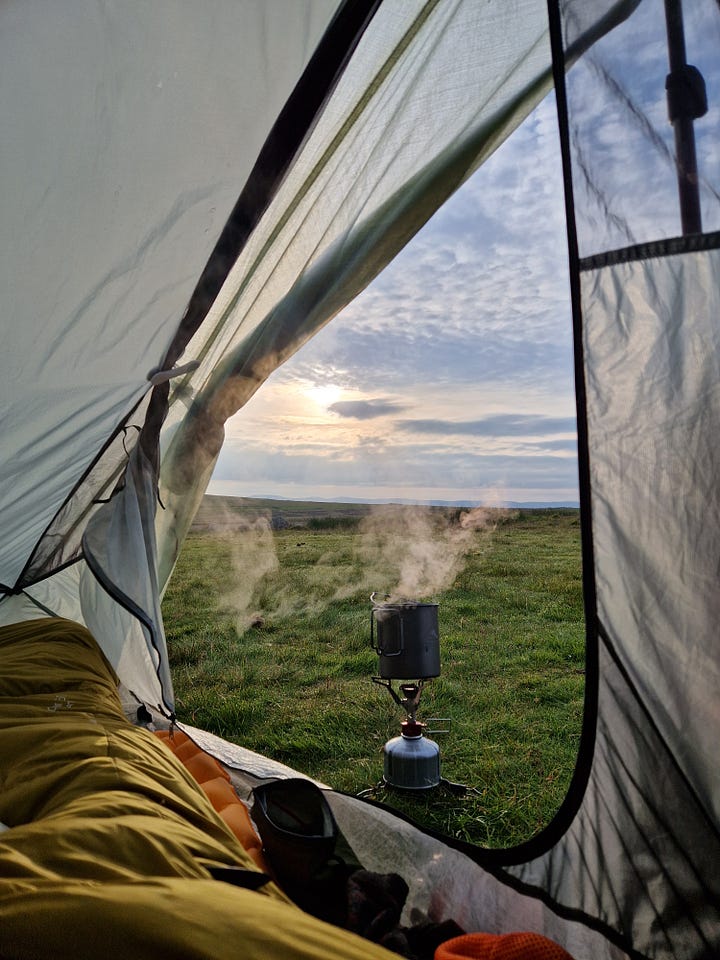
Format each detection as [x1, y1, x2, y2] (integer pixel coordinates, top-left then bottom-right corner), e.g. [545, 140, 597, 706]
[210, 92, 580, 506]
[208, 0, 719, 507]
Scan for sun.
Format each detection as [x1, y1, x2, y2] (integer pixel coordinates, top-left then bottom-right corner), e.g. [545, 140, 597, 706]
[304, 383, 343, 409]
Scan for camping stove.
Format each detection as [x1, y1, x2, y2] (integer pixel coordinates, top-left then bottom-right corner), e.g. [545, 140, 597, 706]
[370, 594, 446, 790]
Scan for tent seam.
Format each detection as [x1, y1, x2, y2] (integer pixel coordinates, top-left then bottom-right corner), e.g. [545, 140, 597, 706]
[163, 0, 386, 376]
[579, 229, 720, 270]
[11, 396, 149, 591]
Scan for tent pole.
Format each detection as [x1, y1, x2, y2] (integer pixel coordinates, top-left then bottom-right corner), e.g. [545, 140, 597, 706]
[663, 0, 707, 235]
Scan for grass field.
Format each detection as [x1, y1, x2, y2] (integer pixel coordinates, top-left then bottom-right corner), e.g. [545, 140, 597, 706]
[163, 497, 585, 848]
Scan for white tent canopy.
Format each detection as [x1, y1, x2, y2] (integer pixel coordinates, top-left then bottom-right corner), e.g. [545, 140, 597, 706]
[1, 2, 719, 958]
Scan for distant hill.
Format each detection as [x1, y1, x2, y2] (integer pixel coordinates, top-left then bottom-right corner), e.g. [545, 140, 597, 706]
[192, 495, 372, 531]
[192, 494, 578, 531]
[503, 501, 579, 509]
[231, 494, 579, 509]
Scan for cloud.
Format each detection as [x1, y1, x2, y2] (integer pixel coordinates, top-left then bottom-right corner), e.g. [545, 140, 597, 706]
[522, 438, 578, 453]
[328, 398, 407, 419]
[395, 414, 577, 437]
[214, 434, 578, 495]
[219, 92, 581, 503]
[272, 93, 576, 414]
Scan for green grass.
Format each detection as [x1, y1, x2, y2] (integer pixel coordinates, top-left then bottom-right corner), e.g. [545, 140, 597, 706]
[162, 503, 585, 849]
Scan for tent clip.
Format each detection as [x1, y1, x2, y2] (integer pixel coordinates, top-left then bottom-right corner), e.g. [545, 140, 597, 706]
[147, 361, 200, 387]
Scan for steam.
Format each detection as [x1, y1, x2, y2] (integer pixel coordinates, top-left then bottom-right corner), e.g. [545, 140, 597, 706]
[209, 508, 279, 633]
[209, 501, 508, 634]
[351, 505, 501, 602]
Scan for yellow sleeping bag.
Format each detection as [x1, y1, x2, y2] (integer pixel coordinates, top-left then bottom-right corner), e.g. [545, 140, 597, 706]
[0, 618, 399, 960]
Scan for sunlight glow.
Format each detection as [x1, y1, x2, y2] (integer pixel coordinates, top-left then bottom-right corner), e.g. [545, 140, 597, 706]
[304, 383, 343, 409]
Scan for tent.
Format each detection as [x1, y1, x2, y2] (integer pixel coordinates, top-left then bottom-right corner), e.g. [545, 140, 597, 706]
[1, 1, 719, 957]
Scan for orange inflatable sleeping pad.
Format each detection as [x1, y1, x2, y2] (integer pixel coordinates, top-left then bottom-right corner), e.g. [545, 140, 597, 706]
[154, 729, 268, 873]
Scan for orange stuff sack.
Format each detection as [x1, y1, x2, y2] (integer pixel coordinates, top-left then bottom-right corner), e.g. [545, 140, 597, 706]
[155, 729, 267, 872]
[435, 932, 575, 960]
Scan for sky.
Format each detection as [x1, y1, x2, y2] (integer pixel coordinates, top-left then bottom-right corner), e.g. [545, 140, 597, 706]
[209, 92, 579, 506]
[208, 0, 719, 507]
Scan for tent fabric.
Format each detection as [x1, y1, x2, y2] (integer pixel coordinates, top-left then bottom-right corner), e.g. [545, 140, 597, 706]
[1, 2, 719, 959]
[81, 441, 172, 711]
[0, 1, 341, 592]
[585, 249, 720, 825]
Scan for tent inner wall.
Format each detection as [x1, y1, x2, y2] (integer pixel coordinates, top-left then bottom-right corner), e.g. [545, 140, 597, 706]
[505, 2, 720, 957]
[0, 0, 339, 596]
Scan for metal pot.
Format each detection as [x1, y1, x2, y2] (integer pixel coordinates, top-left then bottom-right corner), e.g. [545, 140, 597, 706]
[370, 598, 440, 679]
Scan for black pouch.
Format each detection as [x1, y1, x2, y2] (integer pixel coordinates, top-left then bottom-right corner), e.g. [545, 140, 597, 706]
[251, 778, 358, 923]
[252, 778, 338, 885]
